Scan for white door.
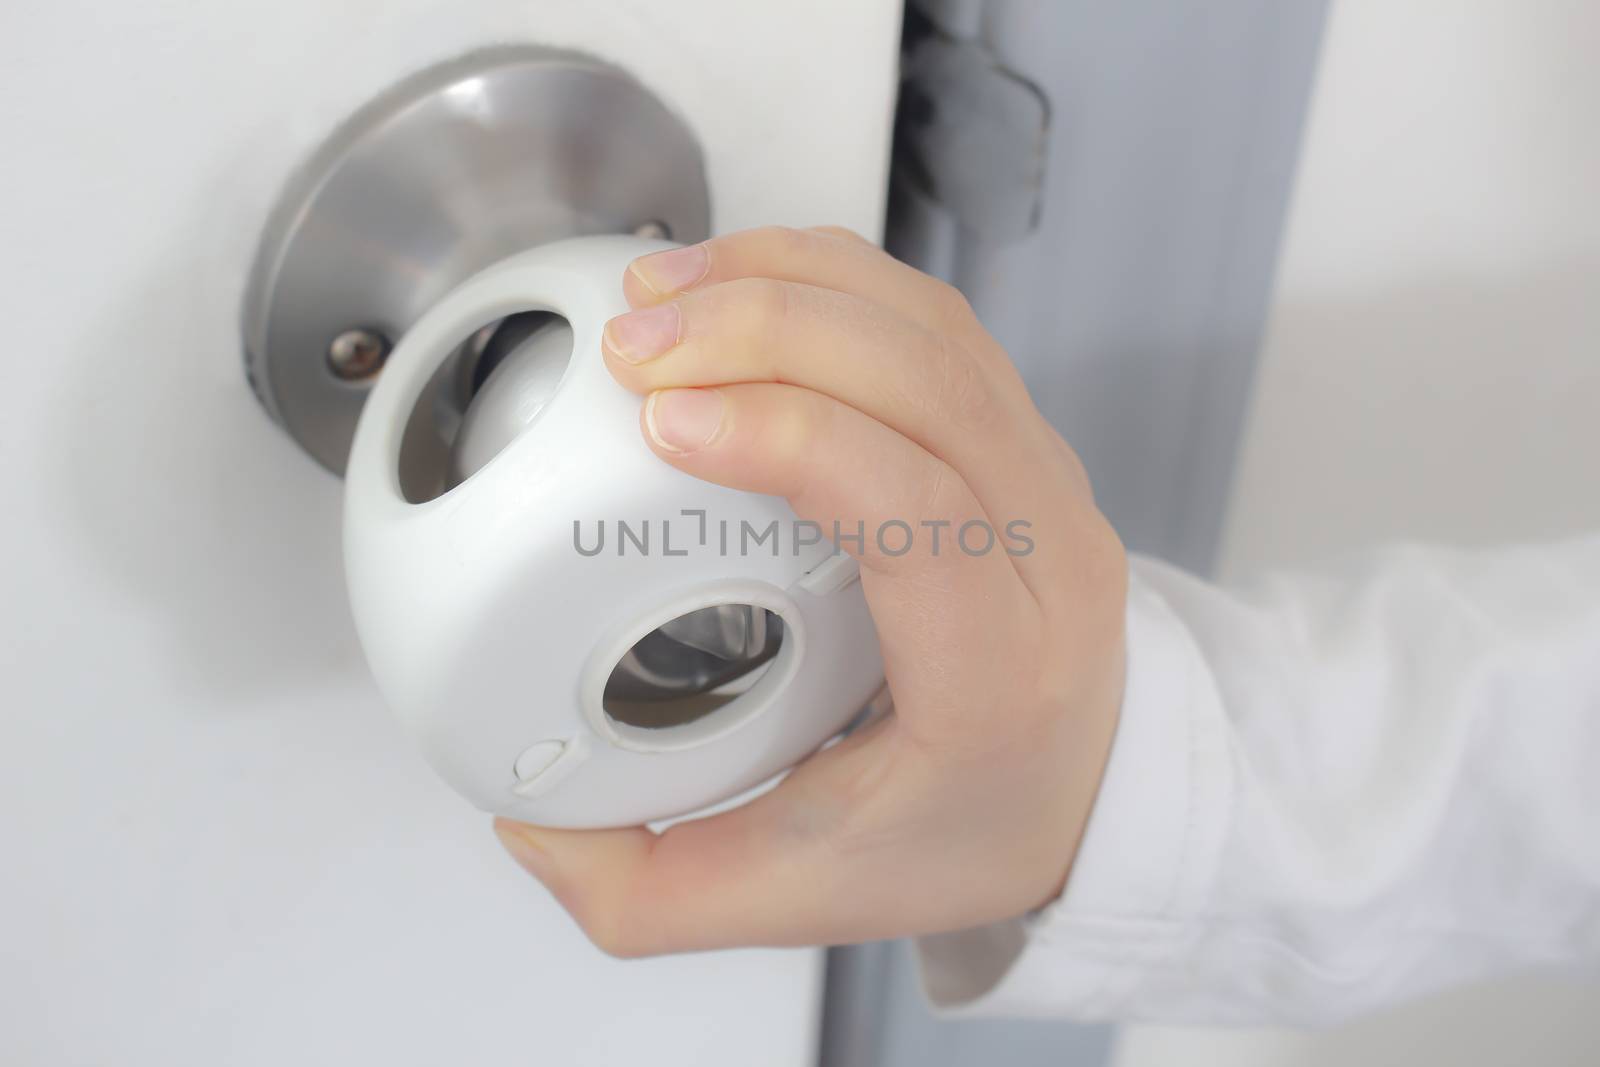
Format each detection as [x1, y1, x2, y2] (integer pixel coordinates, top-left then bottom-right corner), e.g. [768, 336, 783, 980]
[0, 4, 900, 1064]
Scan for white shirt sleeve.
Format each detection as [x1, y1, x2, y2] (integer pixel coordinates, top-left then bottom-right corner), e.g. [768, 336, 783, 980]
[915, 534, 1600, 1025]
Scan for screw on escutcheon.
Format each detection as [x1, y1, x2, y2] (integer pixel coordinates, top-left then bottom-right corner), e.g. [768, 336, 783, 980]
[326, 328, 391, 381]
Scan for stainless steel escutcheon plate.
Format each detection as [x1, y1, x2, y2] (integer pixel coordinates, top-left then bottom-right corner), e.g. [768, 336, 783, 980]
[242, 46, 711, 474]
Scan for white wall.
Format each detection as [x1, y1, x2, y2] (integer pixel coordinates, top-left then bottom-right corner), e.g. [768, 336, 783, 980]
[1118, 0, 1600, 1063]
[0, 3, 899, 1064]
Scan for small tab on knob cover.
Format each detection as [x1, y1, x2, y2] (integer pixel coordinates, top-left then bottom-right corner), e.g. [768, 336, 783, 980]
[511, 740, 571, 797]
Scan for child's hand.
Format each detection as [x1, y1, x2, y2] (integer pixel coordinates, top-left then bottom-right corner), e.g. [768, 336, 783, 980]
[494, 226, 1127, 955]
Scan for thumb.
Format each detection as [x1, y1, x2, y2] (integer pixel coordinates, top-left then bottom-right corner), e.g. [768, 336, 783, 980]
[491, 722, 902, 956]
[492, 819, 660, 956]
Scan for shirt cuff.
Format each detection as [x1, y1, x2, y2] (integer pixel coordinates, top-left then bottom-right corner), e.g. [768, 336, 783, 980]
[913, 557, 1234, 1017]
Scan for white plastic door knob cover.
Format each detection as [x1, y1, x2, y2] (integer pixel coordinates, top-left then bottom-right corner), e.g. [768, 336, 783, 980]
[343, 235, 886, 828]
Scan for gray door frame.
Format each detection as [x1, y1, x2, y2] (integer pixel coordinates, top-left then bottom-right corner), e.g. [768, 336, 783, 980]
[820, 1, 1330, 1064]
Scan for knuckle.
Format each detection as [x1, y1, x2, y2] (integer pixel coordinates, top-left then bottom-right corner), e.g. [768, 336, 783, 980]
[698, 278, 792, 371]
[752, 223, 814, 259]
[813, 224, 870, 245]
[718, 275, 792, 331]
[928, 333, 999, 430]
[736, 278, 795, 365]
[771, 390, 835, 506]
[753, 275, 794, 326]
[928, 278, 976, 327]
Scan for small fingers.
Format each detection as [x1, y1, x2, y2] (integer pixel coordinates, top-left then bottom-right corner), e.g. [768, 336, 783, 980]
[607, 278, 1028, 440]
[605, 278, 1075, 590]
[638, 381, 1042, 732]
[622, 225, 976, 339]
[808, 224, 873, 245]
[638, 382, 1012, 584]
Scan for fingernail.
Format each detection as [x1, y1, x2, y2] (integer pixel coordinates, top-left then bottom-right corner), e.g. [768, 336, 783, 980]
[494, 819, 555, 881]
[645, 389, 725, 453]
[604, 304, 681, 364]
[629, 243, 710, 295]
